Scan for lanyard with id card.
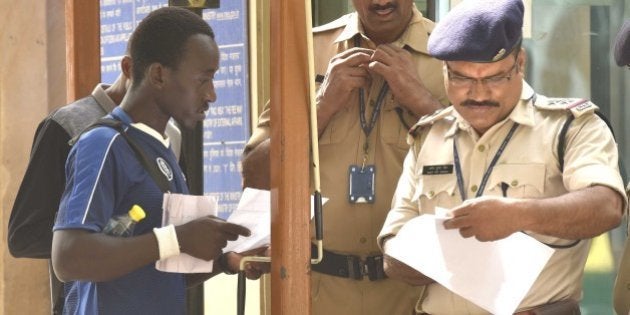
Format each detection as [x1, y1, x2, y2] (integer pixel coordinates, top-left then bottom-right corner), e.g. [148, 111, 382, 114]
[348, 35, 389, 204]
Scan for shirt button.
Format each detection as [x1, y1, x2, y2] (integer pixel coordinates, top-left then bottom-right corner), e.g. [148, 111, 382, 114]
[471, 185, 478, 193]
[511, 180, 519, 187]
[360, 237, 367, 244]
[478, 145, 486, 152]
[369, 100, 376, 107]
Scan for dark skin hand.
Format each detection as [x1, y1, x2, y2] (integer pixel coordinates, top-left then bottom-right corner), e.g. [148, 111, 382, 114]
[368, 44, 442, 118]
[175, 216, 250, 261]
[316, 47, 374, 135]
[226, 246, 272, 280]
[52, 215, 250, 282]
[187, 246, 271, 287]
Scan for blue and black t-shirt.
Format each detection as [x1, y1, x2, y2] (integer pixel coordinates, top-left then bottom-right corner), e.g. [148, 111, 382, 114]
[54, 107, 188, 315]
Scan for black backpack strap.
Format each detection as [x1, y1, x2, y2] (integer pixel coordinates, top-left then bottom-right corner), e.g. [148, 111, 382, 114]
[557, 115, 575, 173]
[557, 111, 628, 185]
[70, 118, 171, 193]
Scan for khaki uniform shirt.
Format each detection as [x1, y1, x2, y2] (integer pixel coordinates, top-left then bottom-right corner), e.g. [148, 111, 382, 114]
[379, 82, 627, 314]
[245, 6, 447, 315]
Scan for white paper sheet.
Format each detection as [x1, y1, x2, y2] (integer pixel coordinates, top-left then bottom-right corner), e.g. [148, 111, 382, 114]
[223, 188, 271, 253]
[387, 213, 555, 315]
[223, 188, 325, 253]
[155, 193, 219, 273]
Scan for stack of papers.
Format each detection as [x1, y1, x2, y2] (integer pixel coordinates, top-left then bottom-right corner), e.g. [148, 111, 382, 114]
[386, 213, 555, 314]
[156, 193, 219, 273]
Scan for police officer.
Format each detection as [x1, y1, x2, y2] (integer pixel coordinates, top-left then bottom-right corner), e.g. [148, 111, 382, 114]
[378, 0, 627, 314]
[242, 0, 448, 314]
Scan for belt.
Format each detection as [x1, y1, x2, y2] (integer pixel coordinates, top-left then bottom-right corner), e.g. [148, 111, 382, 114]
[419, 299, 580, 315]
[514, 299, 580, 315]
[310, 244, 386, 281]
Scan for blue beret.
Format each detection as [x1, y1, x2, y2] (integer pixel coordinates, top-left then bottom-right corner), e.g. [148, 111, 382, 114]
[614, 20, 630, 67]
[428, 0, 524, 62]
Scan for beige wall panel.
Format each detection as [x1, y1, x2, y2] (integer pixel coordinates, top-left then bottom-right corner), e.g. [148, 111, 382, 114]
[0, 1, 66, 314]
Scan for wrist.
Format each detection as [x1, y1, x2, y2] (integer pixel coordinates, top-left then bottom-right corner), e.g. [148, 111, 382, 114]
[153, 225, 181, 260]
[219, 252, 237, 275]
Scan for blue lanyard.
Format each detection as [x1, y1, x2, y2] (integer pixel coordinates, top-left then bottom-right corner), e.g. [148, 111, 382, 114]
[354, 35, 389, 156]
[453, 123, 519, 201]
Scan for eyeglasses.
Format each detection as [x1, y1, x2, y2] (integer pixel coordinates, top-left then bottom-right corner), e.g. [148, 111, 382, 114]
[446, 59, 519, 89]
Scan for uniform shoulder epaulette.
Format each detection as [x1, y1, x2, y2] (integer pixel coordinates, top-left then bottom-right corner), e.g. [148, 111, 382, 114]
[313, 14, 351, 33]
[408, 106, 454, 137]
[533, 95, 599, 119]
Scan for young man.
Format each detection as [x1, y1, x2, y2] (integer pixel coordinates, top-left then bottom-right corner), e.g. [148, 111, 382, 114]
[51, 7, 250, 314]
[379, 0, 626, 313]
[7, 60, 186, 314]
[242, 0, 448, 314]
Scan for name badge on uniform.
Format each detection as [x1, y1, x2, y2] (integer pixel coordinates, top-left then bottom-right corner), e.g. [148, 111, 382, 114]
[422, 164, 453, 175]
[348, 165, 375, 204]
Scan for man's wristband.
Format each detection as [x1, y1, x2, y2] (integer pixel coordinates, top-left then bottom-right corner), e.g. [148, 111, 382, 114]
[219, 252, 237, 275]
[153, 225, 180, 260]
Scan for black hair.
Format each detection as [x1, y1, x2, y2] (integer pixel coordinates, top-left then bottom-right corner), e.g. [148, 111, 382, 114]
[129, 7, 215, 88]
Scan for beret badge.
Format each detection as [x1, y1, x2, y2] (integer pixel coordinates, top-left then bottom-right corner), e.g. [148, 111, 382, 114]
[492, 48, 507, 62]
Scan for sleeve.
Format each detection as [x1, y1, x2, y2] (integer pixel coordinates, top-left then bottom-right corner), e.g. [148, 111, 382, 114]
[54, 129, 123, 232]
[377, 139, 424, 250]
[243, 100, 271, 154]
[562, 113, 628, 209]
[8, 118, 71, 258]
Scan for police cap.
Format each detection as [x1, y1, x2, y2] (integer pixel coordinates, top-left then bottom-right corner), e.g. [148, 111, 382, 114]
[614, 20, 630, 67]
[428, 0, 524, 62]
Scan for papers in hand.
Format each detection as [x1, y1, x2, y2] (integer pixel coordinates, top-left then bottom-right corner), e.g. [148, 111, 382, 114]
[222, 188, 271, 253]
[223, 188, 324, 253]
[386, 212, 554, 315]
[155, 193, 219, 273]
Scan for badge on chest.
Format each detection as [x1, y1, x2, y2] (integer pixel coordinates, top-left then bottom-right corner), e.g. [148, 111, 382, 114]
[348, 165, 375, 204]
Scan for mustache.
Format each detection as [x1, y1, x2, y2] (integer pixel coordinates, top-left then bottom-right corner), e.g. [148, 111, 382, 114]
[461, 100, 500, 107]
[370, 2, 397, 11]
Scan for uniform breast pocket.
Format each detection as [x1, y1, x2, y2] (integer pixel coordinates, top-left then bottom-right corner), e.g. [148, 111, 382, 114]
[414, 175, 459, 214]
[488, 163, 546, 198]
[318, 108, 355, 146]
[380, 107, 411, 151]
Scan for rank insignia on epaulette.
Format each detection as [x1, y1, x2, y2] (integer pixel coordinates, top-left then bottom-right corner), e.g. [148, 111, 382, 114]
[541, 97, 598, 118]
[566, 99, 592, 112]
[407, 107, 454, 136]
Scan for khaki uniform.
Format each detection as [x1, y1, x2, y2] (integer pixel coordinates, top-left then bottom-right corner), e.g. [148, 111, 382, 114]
[378, 82, 628, 314]
[245, 6, 447, 315]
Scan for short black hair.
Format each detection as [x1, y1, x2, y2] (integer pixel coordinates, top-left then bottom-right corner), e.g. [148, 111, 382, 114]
[129, 7, 215, 87]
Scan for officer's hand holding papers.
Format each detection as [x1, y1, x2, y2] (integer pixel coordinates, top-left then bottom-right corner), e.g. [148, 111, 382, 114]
[385, 208, 555, 315]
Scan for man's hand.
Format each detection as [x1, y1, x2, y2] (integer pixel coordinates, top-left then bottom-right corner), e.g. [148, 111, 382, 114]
[176, 216, 250, 261]
[443, 196, 520, 241]
[368, 44, 441, 117]
[383, 254, 434, 286]
[317, 47, 373, 133]
[225, 246, 271, 280]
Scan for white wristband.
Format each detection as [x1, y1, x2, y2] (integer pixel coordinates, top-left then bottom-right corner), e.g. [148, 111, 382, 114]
[153, 224, 180, 260]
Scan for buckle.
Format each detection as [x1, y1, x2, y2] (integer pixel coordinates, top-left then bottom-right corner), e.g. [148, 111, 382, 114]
[346, 255, 387, 281]
[365, 255, 386, 281]
[346, 255, 363, 280]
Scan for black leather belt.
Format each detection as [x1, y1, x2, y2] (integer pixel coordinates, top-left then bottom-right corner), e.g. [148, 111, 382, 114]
[310, 244, 386, 281]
